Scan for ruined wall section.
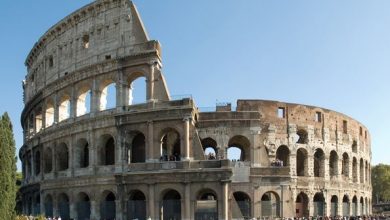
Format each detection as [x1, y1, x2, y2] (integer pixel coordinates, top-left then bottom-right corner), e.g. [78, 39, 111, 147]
[23, 0, 151, 104]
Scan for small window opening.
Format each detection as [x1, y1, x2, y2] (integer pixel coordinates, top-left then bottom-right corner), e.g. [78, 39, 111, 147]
[49, 56, 54, 68]
[278, 107, 285, 119]
[365, 131, 367, 139]
[105, 55, 111, 60]
[360, 127, 363, 136]
[315, 112, 322, 122]
[82, 35, 90, 49]
[343, 120, 348, 134]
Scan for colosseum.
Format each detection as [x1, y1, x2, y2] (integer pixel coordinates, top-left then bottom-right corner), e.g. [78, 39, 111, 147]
[19, 0, 372, 219]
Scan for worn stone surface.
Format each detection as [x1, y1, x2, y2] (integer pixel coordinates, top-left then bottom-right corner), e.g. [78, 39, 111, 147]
[19, 1, 372, 219]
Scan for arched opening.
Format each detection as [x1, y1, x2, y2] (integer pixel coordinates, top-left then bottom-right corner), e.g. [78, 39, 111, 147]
[34, 194, 40, 215]
[365, 161, 369, 182]
[43, 147, 53, 173]
[45, 101, 55, 127]
[352, 196, 358, 216]
[161, 190, 181, 220]
[353, 157, 358, 183]
[100, 81, 116, 111]
[360, 197, 364, 215]
[295, 192, 309, 218]
[76, 192, 91, 220]
[58, 95, 71, 122]
[100, 191, 116, 220]
[360, 158, 364, 183]
[58, 193, 70, 220]
[233, 191, 252, 219]
[228, 135, 250, 161]
[127, 190, 146, 220]
[296, 129, 308, 144]
[57, 143, 69, 171]
[313, 192, 325, 216]
[131, 133, 146, 163]
[201, 138, 218, 160]
[34, 151, 41, 175]
[27, 196, 32, 215]
[342, 153, 349, 178]
[352, 140, 358, 153]
[261, 192, 279, 218]
[314, 149, 325, 177]
[75, 139, 89, 168]
[128, 76, 147, 105]
[329, 151, 338, 177]
[76, 87, 91, 116]
[275, 145, 289, 166]
[296, 148, 308, 176]
[330, 195, 338, 217]
[195, 190, 218, 220]
[99, 135, 115, 165]
[44, 195, 53, 218]
[160, 129, 181, 161]
[342, 195, 350, 216]
[35, 108, 43, 132]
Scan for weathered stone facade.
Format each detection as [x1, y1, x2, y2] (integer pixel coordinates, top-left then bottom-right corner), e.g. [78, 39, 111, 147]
[19, 1, 372, 219]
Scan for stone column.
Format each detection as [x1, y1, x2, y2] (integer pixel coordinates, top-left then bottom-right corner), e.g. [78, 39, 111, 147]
[147, 62, 156, 101]
[337, 192, 343, 216]
[324, 156, 330, 180]
[54, 93, 59, 124]
[147, 121, 154, 162]
[308, 193, 314, 217]
[53, 196, 59, 217]
[30, 150, 35, 181]
[91, 200, 100, 220]
[148, 184, 155, 219]
[222, 181, 229, 220]
[183, 116, 191, 160]
[69, 136, 75, 177]
[185, 183, 191, 220]
[91, 78, 101, 114]
[69, 201, 76, 220]
[70, 85, 77, 119]
[116, 200, 123, 220]
[308, 155, 314, 177]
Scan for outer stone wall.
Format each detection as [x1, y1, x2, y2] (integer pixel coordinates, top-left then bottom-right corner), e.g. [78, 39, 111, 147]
[19, 1, 372, 219]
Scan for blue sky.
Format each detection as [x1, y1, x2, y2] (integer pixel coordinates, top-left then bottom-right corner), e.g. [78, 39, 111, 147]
[0, 0, 389, 169]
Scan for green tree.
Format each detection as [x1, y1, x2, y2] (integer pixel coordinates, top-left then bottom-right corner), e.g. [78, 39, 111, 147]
[372, 163, 390, 203]
[0, 112, 17, 219]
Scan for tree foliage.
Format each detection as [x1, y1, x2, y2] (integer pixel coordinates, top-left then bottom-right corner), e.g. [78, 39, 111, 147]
[0, 112, 17, 219]
[372, 163, 390, 203]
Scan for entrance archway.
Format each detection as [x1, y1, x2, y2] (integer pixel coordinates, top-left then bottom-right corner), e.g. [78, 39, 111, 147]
[161, 190, 181, 220]
[127, 190, 146, 220]
[313, 192, 325, 216]
[295, 192, 309, 218]
[330, 195, 338, 217]
[195, 190, 218, 220]
[100, 191, 116, 220]
[261, 192, 280, 218]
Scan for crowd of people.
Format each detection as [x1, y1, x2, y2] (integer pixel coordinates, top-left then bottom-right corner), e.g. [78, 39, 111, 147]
[258, 215, 390, 220]
[159, 153, 181, 161]
[271, 159, 284, 167]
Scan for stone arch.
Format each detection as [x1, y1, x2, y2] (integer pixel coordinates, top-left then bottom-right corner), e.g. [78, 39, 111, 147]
[261, 191, 279, 218]
[127, 190, 147, 220]
[160, 128, 181, 161]
[296, 129, 308, 144]
[296, 148, 308, 176]
[44, 194, 53, 218]
[43, 147, 53, 173]
[99, 78, 116, 111]
[161, 189, 181, 220]
[276, 145, 290, 166]
[127, 73, 147, 105]
[342, 152, 349, 177]
[34, 107, 43, 132]
[360, 197, 364, 215]
[202, 137, 218, 160]
[34, 194, 41, 215]
[56, 143, 69, 171]
[353, 157, 358, 183]
[195, 189, 218, 219]
[365, 161, 369, 182]
[75, 138, 89, 168]
[352, 196, 358, 216]
[314, 148, 325, 177]
[342, 195, 350, 216]
[232, 191, 252, 219]
[330, 195, 338, 217]
[100, 190, 116, 220]
[58, 193, 70, 220]
[58, 93, 71, 122]
[34, 150, 41, 175]
[130, 132, 146, 163]
[45, 99, 55, 127]
[98, 134, 115, 165]
[296, 192, 309, 218]
[76, 84, 91, 117]
[227, 135, 250, 161]
[329, 150, 339, 177]
[313, 192, 325, 216]
[76, 192, 91, 220]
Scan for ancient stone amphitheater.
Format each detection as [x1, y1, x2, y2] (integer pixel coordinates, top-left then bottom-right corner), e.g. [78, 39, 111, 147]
[19, 0, 372, 219]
